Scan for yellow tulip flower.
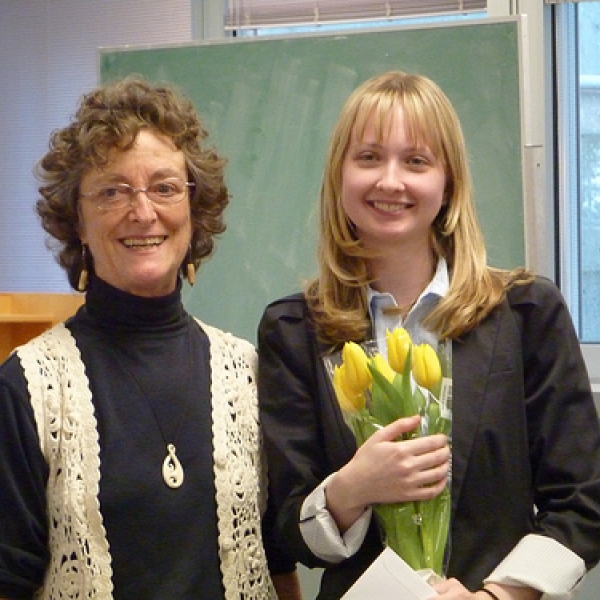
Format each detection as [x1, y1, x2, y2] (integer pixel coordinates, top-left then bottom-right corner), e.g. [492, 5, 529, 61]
[333, 364, 366, 413]
[386, 328, 412, 373]
[370, 353, 397, 384]
[341, 341, 372, 396]
[412, 343, 442, 391]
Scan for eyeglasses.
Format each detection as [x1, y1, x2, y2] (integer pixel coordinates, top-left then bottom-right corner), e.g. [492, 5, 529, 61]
[80, 177, 195, 212]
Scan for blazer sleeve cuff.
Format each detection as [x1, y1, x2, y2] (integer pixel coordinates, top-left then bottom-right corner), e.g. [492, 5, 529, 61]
[484, 534, 586, 599]
[299, 473, 372, 563]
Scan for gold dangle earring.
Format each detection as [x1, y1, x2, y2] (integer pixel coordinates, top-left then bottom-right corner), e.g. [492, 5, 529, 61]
[77, 244, 89, 292]
[186, 246, 195, 286]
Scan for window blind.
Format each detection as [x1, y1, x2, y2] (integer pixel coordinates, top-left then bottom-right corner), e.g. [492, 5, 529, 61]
[226, 0, 487, 30]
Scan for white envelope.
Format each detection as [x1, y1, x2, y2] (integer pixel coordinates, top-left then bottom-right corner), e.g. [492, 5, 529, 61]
[341, 548, 439, 600]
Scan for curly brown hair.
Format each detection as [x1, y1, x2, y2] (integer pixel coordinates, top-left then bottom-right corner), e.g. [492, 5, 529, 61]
[35, 75, 229, 290]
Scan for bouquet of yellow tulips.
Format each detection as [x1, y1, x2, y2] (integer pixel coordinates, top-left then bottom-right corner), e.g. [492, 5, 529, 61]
[324, 329, 452, 577]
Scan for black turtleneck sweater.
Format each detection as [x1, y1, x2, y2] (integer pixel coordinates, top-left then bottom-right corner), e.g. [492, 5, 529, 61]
[0, 276, 225, 599]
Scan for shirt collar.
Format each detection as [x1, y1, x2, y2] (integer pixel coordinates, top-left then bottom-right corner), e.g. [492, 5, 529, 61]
[367, 257, 449, 320]
[367, 258, 449, 349]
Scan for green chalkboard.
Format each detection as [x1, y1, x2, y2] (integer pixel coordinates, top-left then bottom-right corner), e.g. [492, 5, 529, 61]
[100, 18, 524, 344]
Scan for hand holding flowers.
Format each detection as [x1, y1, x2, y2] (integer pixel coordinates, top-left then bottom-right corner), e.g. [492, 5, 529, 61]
[324, 329, 452, 577]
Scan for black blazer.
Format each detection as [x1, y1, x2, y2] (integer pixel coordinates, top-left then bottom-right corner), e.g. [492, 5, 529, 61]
[258, 277, 600, 599]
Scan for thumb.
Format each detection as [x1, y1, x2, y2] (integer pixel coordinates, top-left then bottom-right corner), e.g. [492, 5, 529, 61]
[371, 414, 421, 443]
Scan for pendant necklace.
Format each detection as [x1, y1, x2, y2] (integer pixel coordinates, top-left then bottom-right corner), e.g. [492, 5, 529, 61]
[163, 443, 185, 489]
[116, 328, 193, 489]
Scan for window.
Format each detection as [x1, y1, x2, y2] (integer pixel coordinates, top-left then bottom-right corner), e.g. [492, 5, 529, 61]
[226, 0, 486, 33]
[554, 1, 600, 384]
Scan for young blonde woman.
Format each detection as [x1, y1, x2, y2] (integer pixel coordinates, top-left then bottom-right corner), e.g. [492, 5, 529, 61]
[258, 71, 600, 600]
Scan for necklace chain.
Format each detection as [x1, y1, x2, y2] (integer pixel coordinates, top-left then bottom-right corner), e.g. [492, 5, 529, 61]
[380, 269, 435, 322]
[112, 328, 193, 489]
[382, 297, 419, 320]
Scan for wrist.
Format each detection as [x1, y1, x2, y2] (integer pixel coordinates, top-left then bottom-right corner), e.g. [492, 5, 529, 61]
[477, 583, 541, 600]
[477, 589, 501, 600]
[325, 469, 368, 532]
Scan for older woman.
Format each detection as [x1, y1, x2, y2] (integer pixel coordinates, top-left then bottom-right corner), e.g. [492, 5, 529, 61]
[0, 77, 297, 599]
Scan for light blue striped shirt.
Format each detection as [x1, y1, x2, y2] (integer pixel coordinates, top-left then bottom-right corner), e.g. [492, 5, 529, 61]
[367, 257, 449, 352]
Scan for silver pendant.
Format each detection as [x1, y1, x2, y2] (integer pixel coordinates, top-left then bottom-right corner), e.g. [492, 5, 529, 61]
[162, 443, 184, 488]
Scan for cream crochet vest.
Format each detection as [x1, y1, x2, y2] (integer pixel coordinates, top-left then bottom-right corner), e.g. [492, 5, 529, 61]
[17, 320, 276, 599]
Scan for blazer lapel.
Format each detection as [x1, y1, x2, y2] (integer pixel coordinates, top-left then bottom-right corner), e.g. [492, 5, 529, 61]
[450, 306, 503, 517]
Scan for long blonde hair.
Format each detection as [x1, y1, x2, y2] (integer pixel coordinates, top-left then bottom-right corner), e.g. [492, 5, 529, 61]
[305, 71, 531, 344]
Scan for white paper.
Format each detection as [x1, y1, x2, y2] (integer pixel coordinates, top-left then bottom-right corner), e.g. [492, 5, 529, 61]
[341, 547, 439, 600]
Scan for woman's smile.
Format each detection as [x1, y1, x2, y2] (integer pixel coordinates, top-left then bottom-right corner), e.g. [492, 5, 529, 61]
[120, 235, 168, 249]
